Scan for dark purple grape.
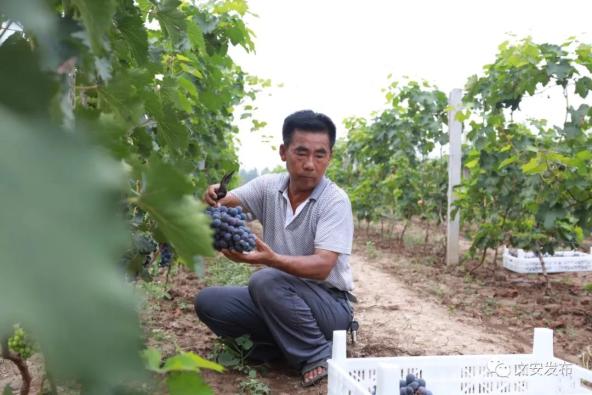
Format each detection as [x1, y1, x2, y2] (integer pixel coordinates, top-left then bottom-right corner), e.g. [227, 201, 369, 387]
[143, 255, 152, 267]
[417, 378, 426, 387]
[159, 243, 173, 267]
[405, 374, 416, 385]
[206, 205, 255, 251]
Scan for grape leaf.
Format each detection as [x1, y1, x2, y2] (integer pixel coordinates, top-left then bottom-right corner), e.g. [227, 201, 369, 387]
[142, 348, 162, 372]
[0, 35, 58, 116]
[114, 0, 149, 65]
[186, 21, 206, 55]
[162, 352, 223, 373]
[71, 0, 117, 53]
[575, 76, 592, 98]
[155, 0, 186, 46]
[137, 159, 214, 265]
[167, 372, 213, 395]
[0, 108, 145, 390]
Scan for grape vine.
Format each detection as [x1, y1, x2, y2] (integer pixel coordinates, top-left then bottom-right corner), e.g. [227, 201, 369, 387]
[0, 0, 264, 393]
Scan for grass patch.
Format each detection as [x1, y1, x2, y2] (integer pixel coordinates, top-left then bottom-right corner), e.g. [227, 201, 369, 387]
[365, 240, 379, 260]
[205, 255, 254, 286]
[402, 230, 425, 247]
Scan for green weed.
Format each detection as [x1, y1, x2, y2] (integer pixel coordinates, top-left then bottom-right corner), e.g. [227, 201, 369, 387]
[140, 281, 170, 300]
[209, 335, 270, 394]
[239, 371, 271, 395]
[205, 256, 253, 286]
[365, 240, 379, 260]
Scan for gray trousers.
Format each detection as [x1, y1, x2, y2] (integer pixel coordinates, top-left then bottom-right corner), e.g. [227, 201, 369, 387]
[194, 268, 352, 370]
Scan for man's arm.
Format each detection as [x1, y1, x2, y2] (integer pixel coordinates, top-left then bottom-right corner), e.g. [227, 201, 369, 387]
[222, 238, 338, 281]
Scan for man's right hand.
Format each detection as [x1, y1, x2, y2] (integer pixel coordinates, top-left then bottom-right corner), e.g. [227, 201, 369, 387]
[203, 183, 221, 207]
[203, 184, 241, 208]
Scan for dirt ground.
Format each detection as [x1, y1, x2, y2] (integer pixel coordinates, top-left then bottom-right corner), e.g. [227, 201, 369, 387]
[2, 224, 591, 394]
[138, 224, 592, 394]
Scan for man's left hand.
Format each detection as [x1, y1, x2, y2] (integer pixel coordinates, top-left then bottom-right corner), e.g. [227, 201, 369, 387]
[221, 237, 276, 266]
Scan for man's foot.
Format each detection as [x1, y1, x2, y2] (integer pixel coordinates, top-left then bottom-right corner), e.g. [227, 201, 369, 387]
[301, 360, 328, 387]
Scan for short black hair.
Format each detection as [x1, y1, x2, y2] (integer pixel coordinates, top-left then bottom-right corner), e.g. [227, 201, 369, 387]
[282, 110, 336, 150]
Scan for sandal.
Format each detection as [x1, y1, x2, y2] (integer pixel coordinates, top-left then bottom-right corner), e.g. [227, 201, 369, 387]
[301, 360, 328, 387]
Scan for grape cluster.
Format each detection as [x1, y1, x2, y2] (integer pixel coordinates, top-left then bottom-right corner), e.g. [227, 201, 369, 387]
[159, 242, 174, 267]
[399, 373, 433, 395]
[206, 206, 256, 252]
[7, 325, 35, 359]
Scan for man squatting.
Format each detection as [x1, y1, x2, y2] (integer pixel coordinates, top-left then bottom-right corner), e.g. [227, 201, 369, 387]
[195, 110, 355, 387]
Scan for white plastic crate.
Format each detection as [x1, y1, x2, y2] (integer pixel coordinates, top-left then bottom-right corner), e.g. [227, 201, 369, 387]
[328, 328, 592, 395]
[502, 247, 592, 273]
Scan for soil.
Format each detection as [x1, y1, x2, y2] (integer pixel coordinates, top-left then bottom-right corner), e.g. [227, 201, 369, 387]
[2, 223, 591, 394]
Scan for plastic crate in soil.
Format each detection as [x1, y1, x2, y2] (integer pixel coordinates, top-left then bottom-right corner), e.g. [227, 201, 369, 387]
[327, 328, 592, 395]
[503, 247, 592, 274]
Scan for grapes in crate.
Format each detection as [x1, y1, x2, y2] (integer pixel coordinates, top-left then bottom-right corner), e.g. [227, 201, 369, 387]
[206, 206, 256, 252]
[399, 373, 433, 395]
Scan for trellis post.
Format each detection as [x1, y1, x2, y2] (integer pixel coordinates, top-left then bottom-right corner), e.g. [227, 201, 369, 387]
[447, 89, 463, 265]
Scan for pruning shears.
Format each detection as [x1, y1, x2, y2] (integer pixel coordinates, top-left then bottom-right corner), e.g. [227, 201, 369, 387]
[216, 170, 235, 200]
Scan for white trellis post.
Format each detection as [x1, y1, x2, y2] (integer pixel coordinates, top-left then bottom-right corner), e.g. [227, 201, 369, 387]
[447, 89, 463, 265]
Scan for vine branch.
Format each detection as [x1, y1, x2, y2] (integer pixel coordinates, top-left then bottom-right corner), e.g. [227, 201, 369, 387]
[1, 336, 32, 395]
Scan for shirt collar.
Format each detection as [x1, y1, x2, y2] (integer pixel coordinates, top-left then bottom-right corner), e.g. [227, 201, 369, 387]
[278, 174, 329, 202]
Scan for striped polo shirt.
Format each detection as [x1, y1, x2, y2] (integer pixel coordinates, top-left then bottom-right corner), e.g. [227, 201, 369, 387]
[230, 173, 354, 291]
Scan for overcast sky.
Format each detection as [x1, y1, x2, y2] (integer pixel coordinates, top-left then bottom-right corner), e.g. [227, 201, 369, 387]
[230, 0, 592, 171]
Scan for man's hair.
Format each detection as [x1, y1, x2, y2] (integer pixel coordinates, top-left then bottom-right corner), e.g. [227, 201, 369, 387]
[282, 110, 336, 150]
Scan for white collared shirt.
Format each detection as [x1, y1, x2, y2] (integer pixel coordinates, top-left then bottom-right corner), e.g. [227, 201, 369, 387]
[282, 189, 310, 228]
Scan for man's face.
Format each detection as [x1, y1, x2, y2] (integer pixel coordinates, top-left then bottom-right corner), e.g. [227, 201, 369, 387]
[279, 129, 332, 192]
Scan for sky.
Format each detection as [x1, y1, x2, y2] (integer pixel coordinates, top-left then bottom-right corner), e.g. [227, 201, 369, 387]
[229, 0, 592, 171]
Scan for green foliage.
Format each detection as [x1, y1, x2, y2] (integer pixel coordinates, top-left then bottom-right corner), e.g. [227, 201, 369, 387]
[143, 348, 223, 395]
[209, 335, 270, 394]
[365, 241, 379, 260]
[205, 256, 253, 286]
[0, 108, 145, 392]
[210, 335, 254, 372]
[327, 79, 448, 230]
[135, 159, 214, 265]
[457, 37, 592, 258]
[7, 325, 36, 360]
[238, 371, 271, 395]
[0, 0, 263, 393]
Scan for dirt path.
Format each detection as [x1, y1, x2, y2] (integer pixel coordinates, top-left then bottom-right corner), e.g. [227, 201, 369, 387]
[350, 252, 528, 359]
